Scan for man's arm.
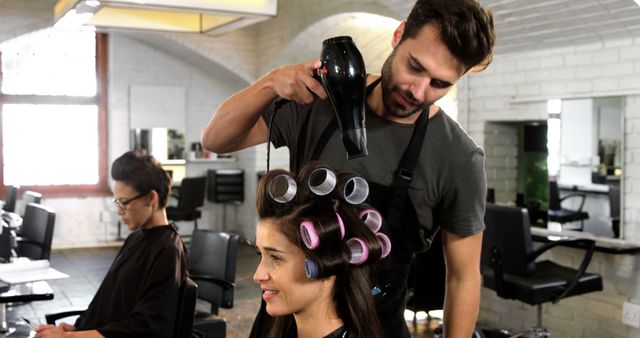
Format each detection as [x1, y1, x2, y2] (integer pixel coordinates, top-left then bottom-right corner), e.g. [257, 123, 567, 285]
[442, 229, 483, 338]
[201, 59, 327, 154]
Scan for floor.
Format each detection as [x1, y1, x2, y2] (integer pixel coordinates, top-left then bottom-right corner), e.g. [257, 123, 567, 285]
[8, 242, 441, 338]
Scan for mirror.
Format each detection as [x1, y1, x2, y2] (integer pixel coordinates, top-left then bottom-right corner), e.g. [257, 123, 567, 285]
[547, 96, 623, 238]
[485, 96, 624, 239]
[130, 128, 185, 161]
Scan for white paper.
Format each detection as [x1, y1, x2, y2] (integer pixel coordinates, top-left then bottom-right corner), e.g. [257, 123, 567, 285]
[0, 259, 68, 284]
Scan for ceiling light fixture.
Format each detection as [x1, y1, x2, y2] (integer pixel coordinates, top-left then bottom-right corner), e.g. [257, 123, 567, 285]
[54, 0, 278, 34]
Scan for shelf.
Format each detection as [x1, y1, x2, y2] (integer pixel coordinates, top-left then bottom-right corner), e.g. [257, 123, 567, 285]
[187, 157, 235, 163]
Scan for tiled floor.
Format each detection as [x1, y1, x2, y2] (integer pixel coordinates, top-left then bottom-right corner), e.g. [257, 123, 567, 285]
[9, 242, 439, 338]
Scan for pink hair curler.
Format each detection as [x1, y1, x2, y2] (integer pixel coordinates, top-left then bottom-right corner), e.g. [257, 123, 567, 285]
[347, 237, 369, 265]
[376, 233, 391, 258]
[336, 212, 345, 239]
[300, 221, 320, 250]
[359, 208, 382, 233]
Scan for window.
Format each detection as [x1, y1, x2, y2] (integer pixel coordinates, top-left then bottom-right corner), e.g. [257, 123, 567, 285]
[0, 28, 108, 196]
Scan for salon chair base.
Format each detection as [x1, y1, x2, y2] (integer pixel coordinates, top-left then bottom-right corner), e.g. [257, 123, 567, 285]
[193, 317, 226, 338]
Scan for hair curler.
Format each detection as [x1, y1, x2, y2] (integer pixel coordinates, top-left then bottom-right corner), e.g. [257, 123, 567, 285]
[305, 258, 319, 279]
[308, 167, 337, 196]
[376, 233, 392, 259]
[268, 174, 297, 203]
[359, 208, 383, 233]
[347, 237, 369, 265]
[300, 221, 320, 250]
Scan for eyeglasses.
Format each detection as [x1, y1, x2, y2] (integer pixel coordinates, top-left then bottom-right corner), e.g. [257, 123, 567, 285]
[112, 193, 146, 211]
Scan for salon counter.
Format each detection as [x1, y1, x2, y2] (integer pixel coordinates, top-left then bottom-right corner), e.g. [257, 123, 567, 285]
[530, 227, 640, 254]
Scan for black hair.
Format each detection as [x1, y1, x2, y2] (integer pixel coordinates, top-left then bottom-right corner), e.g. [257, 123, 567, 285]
[256, 161, 384, 338]
[111, 150, 172, 208]
[401, 0, 496, 72]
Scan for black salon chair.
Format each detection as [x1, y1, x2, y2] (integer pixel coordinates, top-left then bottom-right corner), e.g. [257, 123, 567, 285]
[17, 191, 42, 218]
[15, 203, 56, 260]
[1, 185, 18, 213]
[189, 229, 240, 338]
[548, 181, 589, 231]
[167, 176, 206, 231]
[46, 277, 198, 338]
[481, 203, 603, 337]
[609, 185, 620, 238]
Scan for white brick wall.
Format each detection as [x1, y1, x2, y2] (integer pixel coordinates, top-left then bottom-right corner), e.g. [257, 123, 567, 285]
[467, 38, 640, 336]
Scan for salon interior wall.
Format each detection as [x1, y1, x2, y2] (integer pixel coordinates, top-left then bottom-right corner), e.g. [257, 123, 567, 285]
[460, 37, 640, 336]
[42, 33, 252, 248]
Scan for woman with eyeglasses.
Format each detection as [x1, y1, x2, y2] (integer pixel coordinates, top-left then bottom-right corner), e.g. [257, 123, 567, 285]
[252, 162, 388, 338]
[36, 150, 187, 338]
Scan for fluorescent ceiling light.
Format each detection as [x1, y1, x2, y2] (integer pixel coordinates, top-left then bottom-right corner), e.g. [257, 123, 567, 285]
[54, 0, 278, 34]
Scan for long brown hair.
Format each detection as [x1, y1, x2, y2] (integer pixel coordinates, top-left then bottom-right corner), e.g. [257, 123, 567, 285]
[256, 162, 384, 338]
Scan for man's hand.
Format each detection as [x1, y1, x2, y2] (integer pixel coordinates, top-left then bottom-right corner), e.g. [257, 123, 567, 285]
[267, 60, 327, 104]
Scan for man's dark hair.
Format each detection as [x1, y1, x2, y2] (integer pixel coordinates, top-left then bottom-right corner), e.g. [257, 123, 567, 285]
[401, 0, 496, 72]
[111, 150, 172, 208]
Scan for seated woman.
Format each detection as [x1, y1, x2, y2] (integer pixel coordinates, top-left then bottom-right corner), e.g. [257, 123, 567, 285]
[253, 162, 391, 338]
[36, 151, 188, 338]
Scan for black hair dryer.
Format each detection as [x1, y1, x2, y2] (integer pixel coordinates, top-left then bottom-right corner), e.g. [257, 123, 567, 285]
[318, 36, 368, 159]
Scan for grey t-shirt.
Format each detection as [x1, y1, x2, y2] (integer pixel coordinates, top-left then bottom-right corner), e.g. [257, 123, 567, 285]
[263, 97, 485, 240]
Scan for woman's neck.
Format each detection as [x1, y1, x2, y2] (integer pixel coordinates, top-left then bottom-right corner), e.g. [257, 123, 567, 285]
[295, 315, 343, 338]
[294, 296, 343, 338]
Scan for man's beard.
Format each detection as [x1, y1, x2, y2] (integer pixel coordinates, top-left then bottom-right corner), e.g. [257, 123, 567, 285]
[380, 51, 430, 118]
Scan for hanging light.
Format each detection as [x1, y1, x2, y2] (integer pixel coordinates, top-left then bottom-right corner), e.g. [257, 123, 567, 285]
[54, 0, 278, 34]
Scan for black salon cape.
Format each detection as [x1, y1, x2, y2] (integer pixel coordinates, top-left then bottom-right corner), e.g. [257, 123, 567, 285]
[75, 225, 187, 338]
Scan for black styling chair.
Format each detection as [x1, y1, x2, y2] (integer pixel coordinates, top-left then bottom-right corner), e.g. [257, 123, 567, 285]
[548, 181, 589, 231]
[15, 203, 56, 260]
[609, 185, 621, 238]
[189, 230, 240, 338]
[18, 191, 42, 218]
[167, 177, 206, 231]
[481, 203, 602, 337]
[46, 277, 198, 338]
[1, 186, 18, 213]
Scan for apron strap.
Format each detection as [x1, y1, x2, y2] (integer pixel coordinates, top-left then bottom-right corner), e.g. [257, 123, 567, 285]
[385, 107, 429, 229]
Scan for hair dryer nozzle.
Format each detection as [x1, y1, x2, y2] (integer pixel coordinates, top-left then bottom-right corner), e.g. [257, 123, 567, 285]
[341, 128, 368, 159]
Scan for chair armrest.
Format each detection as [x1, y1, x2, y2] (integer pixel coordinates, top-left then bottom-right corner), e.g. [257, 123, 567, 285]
[16, 238, 49, 251]
[190, 274, 234, 290]
[45, 309, 86, 324]
[559, 193, 587, 211]
[488, 246, 509, 299]
[528, 239, 596, 303]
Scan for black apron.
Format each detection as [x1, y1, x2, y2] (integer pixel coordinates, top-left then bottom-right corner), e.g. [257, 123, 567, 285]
[252, 78, 433, 338]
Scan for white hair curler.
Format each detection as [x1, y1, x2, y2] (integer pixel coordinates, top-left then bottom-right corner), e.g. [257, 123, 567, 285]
[268, 174, 297, 203]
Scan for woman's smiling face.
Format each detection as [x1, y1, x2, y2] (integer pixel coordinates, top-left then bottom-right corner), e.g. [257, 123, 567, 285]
[253, 218, 329, 317]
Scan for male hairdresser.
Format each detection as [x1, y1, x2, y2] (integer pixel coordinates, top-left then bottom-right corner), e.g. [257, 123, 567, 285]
[202, 0, 495, 336]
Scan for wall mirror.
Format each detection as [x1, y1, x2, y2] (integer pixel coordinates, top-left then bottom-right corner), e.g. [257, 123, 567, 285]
[130, 128, 185, 162]
[547, 96, 624, 238]
[485, 96, 624, 239]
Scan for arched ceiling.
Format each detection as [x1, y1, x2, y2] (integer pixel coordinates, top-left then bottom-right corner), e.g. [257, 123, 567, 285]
[2, 0, 640, 83]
